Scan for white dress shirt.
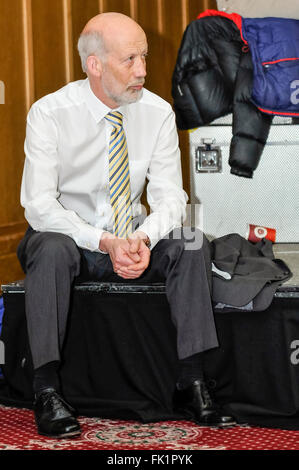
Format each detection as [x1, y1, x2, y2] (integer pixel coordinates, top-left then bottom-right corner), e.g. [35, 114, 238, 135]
[21, 78, 188, 251]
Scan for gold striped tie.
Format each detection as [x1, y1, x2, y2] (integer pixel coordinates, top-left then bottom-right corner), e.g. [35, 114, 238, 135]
[105, 111, 133, 238]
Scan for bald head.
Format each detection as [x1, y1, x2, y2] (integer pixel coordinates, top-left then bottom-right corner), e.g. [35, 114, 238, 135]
[77, 12, 148, 108]
[78, 12, 146, 73]
[82, 12, 144, 37]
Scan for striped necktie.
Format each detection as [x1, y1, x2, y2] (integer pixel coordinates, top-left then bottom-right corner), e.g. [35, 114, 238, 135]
[105, 111, 133, 238]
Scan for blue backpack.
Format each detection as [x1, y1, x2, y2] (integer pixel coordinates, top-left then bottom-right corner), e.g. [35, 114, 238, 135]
[242, 17, 299, 116]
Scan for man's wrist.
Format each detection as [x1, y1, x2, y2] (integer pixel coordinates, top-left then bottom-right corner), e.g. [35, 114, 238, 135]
[143, 235, 151, 249]
[130, 231, 151, 249]
[99, 231, 116, 253]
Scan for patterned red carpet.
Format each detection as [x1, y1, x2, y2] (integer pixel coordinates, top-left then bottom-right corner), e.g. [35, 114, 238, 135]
[0, 404, 299, 450]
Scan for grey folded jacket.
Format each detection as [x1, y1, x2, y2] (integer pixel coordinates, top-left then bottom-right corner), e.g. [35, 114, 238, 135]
[211, 233, 292, 311]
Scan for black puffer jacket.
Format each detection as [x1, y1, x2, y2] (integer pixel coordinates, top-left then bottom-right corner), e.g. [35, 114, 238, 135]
[172, 15, 272, 178]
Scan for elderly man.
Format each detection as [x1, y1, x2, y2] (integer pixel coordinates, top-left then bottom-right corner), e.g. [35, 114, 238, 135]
[18, 12, 235, 438]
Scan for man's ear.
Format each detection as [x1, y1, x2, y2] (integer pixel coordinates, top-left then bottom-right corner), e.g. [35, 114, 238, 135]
[86, 55, 102, 77]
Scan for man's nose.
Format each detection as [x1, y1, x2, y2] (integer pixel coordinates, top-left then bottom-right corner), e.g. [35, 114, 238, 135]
[134, 56, 147, 78]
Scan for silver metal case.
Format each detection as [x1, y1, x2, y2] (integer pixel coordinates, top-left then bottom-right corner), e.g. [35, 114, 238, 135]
[189, 116, 299, 242]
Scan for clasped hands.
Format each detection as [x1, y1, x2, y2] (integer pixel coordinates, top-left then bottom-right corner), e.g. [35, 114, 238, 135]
[99, 231, 150, 279]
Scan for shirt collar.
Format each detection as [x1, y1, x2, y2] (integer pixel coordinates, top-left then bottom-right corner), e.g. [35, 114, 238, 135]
[81, 78, 130, 124]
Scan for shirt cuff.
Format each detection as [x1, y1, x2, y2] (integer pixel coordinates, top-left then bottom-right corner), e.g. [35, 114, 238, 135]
[73, 225, 104, 252]
[134, 222, 162, 250]
[98, 231, 112, 254]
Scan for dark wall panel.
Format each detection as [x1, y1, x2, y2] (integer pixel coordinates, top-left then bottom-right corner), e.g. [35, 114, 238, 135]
[31, 0, 67, 99]
[72, 0, 100, 80]
[136, 0, 164, 98]
[0, 0, 28, 285]
[188, 0, 217, 22]
[101, 0, 132, 16]
[0, 0, 26, 224]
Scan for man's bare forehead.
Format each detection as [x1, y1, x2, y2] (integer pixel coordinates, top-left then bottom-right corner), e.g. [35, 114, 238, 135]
[105, 31, 148, 56]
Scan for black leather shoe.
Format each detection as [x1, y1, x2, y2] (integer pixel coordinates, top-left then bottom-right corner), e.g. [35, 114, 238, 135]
[34, 388, 81, 438]
[174, 379, 236, 428]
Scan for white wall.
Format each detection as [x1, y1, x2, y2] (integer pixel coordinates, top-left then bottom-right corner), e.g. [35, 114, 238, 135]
[217, 0, 299, 18]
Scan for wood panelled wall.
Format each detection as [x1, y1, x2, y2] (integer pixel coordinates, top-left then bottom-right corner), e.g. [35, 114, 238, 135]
[0, 0, 217, 286]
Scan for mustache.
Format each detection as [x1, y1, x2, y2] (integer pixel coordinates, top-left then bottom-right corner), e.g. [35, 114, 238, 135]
[129, 81, 145, 87]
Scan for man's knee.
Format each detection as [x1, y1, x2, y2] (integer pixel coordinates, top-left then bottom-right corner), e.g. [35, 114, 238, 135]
[182, 227, 206, 251]
[155, 230, 185, 256]
[25, 232, 81, 272]
[159, 227, 206, 252]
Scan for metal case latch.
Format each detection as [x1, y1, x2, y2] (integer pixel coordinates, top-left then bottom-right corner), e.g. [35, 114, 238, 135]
[195, 139, 222, 173]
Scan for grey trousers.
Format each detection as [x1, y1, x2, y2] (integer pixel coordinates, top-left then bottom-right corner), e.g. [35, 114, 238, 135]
[17, 227, 219, 370]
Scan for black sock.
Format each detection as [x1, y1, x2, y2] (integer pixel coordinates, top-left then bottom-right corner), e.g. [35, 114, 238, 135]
[33, 361, 60, 396]
[177, 352, 204, 390]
